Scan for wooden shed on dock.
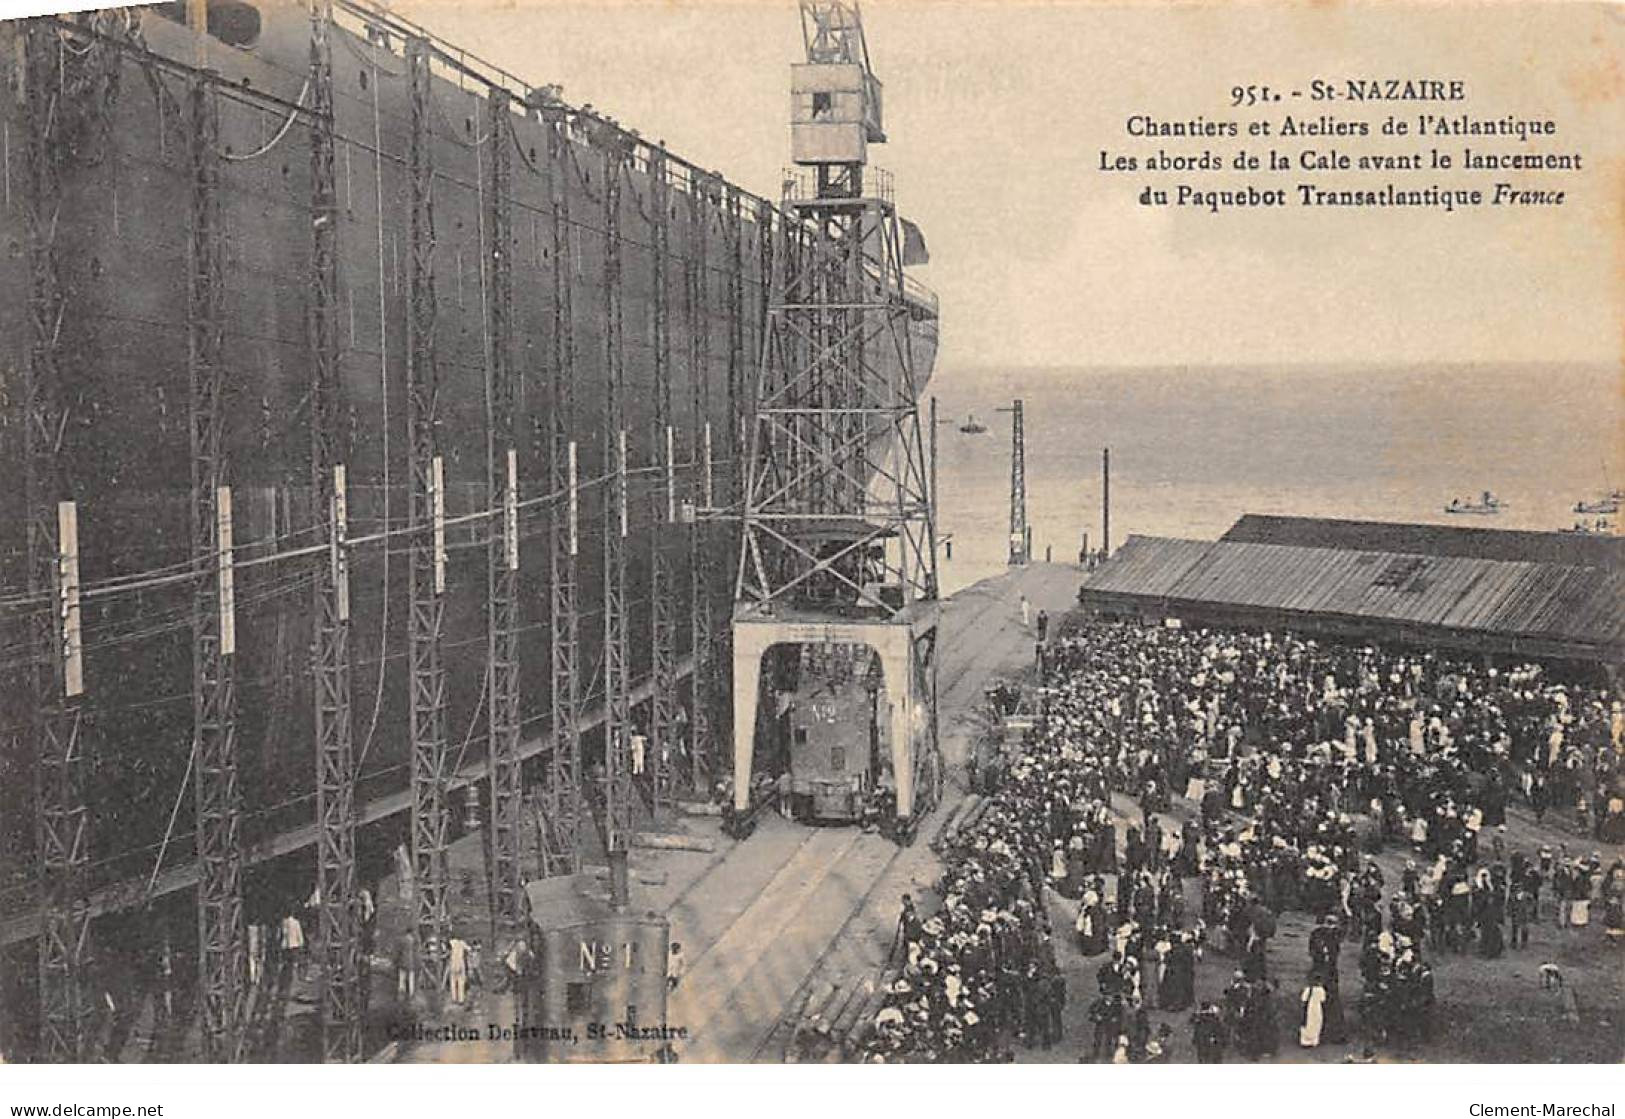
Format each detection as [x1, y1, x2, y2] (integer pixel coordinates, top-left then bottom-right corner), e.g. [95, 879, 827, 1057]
[1077, 518, 1625, 666]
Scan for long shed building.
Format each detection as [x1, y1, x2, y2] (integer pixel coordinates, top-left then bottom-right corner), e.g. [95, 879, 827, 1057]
[1077, 517, 1625, 666]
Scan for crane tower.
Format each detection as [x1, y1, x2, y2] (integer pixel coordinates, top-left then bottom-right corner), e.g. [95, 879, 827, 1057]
[730, 1, 941, 835]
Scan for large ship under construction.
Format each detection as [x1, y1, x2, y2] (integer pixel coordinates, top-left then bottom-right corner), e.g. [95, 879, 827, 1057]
[0, 0, 938, 1061]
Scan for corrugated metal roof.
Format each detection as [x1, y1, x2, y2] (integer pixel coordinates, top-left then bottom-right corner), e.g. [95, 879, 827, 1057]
[1222, 514, 1625, 572]
[1080, 535, 1625, 656]
[1081, 535, 1211, 597]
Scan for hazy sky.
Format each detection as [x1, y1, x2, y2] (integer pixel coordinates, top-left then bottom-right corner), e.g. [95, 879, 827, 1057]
[389, 0, 1622, 371]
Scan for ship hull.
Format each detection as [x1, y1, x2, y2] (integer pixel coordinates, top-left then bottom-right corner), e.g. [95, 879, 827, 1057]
[0, 2, 938, 944]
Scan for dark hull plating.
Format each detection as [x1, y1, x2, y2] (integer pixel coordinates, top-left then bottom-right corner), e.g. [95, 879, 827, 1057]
[0, 2, 938, 936]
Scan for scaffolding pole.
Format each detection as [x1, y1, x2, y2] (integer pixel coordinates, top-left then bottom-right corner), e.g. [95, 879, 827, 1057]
[308, 0, 361, 1064]
[756, 198, 775, 371]
[23, 19, 91, 1064]
[687, 182, 714, 796]
[602, 142, 634, 853]
[648, 151, 677, 816]
[484, 89, 524, 933]
[720, 188, 747, 726]
[727, 188, 747, 473]
[545, 108, 583, 875]
[187, 74, 246, 1063]
[406, 35, 451, 994]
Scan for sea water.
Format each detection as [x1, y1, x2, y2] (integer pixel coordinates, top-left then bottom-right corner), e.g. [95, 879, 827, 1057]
[929, 362, 1622, 597]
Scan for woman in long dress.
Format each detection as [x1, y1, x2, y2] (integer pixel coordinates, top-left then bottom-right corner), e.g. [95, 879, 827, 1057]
[1076, 894, 1108, 956]
[1050, 842, 1070, 893]
[1603, 863, 1625, 945]
[1093, 822, 1118, 874]
[1067, 833, 1088, 896]
[1160, 936, 1196, 1011]
[1321, 978, 1349, 1045]
[1479, 894, 1505, 958]
[1299, 981, 1327, 1048]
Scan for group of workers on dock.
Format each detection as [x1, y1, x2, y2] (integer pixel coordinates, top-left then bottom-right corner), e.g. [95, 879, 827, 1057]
[863, 618, 1624, 1062]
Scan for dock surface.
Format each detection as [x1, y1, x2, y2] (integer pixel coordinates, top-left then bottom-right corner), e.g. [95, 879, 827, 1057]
[663, 562, 1080, 1062]
[387, 562, 1081, 1063]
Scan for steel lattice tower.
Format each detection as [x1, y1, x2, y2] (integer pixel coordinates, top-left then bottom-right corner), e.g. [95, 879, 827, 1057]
[484, 89, 524, 933]
[187, 74, 247, 1062]
[736, 194, 940, 609]
[730, 0, 940, 827]
[601, 140, 634, 854]
[23, 18, 92, 1063]
[648, 151, 678, 816]
[308, 0, 362, 1064]
[545, 107, 583, 876]
[406, 36, 452, 992]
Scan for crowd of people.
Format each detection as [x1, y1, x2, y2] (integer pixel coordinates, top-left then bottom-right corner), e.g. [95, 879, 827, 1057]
[866, 618, 1623, 1062]
[861, 815, 1067, 1060]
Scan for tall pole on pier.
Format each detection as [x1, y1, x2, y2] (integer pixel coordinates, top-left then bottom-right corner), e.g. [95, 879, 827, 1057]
[999, 399, 1028, 566]
[1102, 447, 1111, 560]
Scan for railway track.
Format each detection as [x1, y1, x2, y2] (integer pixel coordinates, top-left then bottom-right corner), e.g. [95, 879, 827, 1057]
[745, 565, 1078, 1061]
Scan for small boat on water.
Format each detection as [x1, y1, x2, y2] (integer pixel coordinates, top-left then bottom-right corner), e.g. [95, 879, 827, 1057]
[1444, 491, 1505, 516]
[1562, 517, 1615, 536]
[959, 413, 987, 435]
